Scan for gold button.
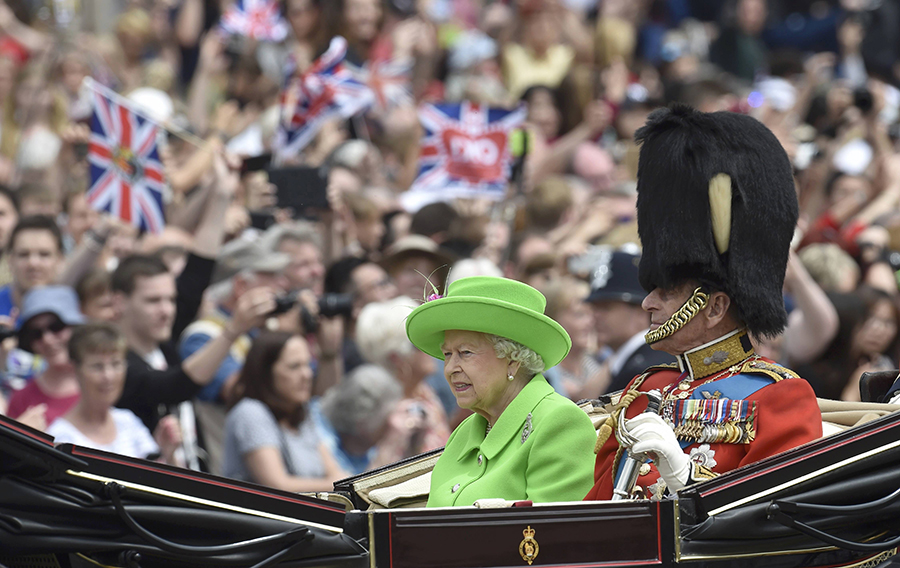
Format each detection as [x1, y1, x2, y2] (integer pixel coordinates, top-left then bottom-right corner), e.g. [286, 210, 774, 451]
[639, 463, 651, 476]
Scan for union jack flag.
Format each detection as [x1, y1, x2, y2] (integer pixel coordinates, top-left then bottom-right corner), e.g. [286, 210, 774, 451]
[219, 0, 288, 42]
[406, 101, 525, 205]
[87, 89, 166, 234]
[275, 36, 374, 161]
[346, 56, 413, 112]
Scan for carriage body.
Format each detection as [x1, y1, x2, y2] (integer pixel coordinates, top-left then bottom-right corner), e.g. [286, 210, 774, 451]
[0, 407, 898, 568]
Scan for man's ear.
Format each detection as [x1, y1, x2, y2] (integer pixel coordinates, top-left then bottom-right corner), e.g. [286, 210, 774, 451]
[705, 291, 732, 327]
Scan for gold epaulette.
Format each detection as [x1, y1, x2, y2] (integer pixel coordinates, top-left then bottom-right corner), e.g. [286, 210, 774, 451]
[738, 358, 799, 382]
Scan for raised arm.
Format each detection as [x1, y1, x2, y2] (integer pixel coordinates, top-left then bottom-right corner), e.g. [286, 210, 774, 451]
[782, 250, 839, 365]
[181, 286, 275, 386]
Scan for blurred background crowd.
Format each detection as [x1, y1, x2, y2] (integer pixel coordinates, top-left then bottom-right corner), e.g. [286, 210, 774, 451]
[0, 0, 899, 492]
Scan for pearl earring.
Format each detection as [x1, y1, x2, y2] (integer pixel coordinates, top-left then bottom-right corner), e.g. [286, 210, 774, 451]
[508, 373, 515, 381]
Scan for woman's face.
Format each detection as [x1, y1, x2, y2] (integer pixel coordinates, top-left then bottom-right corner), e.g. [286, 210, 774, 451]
[855, 300, 898, 356]
[23, 313, 71, 367]
[441, 330, 514, 418]
[523, 14, 555, 53]
[343, 0, 381, 44]
[117, 30, 147, 62]
[272, 336, 314, 407]
[82, 292, 117, 323]
[76, 351, 127, 409]
[737, 0, 766, 36]
[15, 76, 51, 116]
[526, 89, 561, 141]
[356, 215, 385, 253]
[557, 297, 594, 351]
[409, 347, 436, 384]
[392, 255, 439, 301]
[830, 175, 872, 209]
[286, 0, 319, 42]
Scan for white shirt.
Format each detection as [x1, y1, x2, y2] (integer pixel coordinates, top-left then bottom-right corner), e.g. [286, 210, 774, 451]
[143, 348, 168, 371]
[48, 408, 160, 459]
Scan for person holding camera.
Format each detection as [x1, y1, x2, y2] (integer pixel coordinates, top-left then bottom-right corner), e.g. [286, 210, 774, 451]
[177, 238, 290, 474]
[259, 223, 348, 397]
[179, 238, 290, 403]
[356, 296, 449, 465]
[320, 256, 398, 374]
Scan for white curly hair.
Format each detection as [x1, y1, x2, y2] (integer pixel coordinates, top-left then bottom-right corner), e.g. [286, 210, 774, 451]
[486, 334, 545, 376]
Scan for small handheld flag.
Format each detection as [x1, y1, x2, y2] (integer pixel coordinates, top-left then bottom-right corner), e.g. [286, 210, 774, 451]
[87, 86, 166, 234]
[403, 101, 526, 208]
[274, 36, 374, 161]
[219, 0, 288, 42]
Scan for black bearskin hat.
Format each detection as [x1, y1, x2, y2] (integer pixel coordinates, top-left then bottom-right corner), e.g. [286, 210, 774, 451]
[635, 104, 798, 338]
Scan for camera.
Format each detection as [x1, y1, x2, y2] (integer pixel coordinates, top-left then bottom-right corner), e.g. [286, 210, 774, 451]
[271, 291, 354, 318]
[854, 87, 874, 114]
[318, 294, 354, 318]
[0, 326, 15, 342]
[269, 291, 299, 316]
[295, 293, 355, 334]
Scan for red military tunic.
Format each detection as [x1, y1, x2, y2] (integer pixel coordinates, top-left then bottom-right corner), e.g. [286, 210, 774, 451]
[585, 330, 822, 501]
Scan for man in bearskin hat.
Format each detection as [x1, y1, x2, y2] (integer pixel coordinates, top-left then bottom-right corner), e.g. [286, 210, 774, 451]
[585, 104, 822, 501]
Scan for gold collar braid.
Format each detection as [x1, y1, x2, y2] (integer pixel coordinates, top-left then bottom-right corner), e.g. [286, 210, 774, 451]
[644, 287, 709, 344]
[678, 329, 755, 380]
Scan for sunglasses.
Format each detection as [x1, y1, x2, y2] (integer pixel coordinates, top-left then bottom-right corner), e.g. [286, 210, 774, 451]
[20, 319, 68, 347]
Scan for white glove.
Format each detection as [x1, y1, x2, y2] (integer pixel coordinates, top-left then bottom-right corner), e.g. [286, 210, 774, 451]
[623, 413, 691, 492]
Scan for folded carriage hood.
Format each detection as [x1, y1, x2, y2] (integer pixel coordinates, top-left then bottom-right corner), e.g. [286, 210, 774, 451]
[0, 415, 368, 568]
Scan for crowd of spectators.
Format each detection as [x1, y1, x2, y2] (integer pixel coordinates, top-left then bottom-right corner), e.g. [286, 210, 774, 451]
[0, 0, 899, 489]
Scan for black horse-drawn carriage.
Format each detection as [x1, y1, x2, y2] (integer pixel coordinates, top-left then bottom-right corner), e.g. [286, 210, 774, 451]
[1, 391, 899, 568]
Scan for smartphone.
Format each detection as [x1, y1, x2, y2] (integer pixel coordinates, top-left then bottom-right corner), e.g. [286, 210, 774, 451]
[266, 166, 330, 215]
[249, 211, 276, 230]
[241, 153, 272, 175]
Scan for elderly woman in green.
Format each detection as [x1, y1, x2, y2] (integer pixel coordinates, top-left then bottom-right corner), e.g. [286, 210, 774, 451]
[405, 276, 597, 507]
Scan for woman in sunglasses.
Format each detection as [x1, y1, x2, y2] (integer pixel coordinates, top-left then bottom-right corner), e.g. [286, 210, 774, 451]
[4, 286, 85, 429]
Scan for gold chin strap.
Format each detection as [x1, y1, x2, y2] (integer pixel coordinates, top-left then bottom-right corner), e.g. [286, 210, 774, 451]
[644, 287, 709, 344]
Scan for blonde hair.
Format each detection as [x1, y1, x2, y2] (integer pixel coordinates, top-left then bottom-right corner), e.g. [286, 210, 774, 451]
[540, 276, 590, 321]
[526, 176, 573, 230]
[115, 8, 152, 39]
[143, 60, 175, 93]
[69, 323, 127, 366]
[798, 243, 860, 292]
[1, 64, 69, 160]
[596, 17, 636, 68]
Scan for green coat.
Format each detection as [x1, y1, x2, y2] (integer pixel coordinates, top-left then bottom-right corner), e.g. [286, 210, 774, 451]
[426, 375, 597, 507]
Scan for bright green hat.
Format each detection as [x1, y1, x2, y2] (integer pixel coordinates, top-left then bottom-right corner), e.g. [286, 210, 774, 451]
[405, 276, 571, 370]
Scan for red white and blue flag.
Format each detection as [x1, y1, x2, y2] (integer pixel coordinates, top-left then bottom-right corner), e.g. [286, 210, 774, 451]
[219, 0, 288, 42]
[87, 89, 166, 234]
[346, 56, 413, 113]
[403, 101, 525, 209]
[275, 36, 374, 161]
